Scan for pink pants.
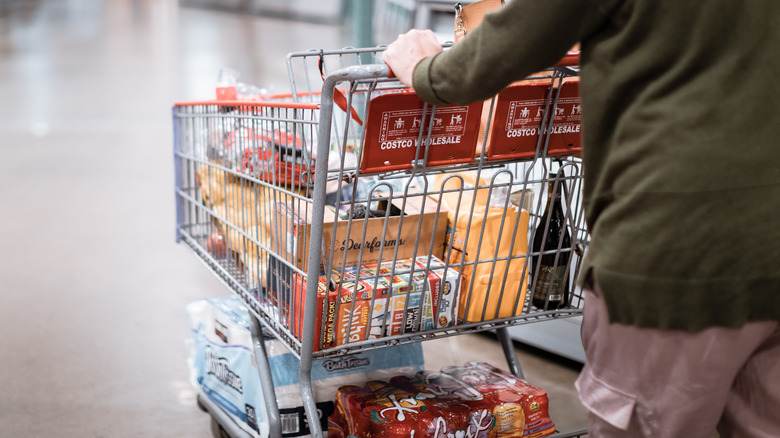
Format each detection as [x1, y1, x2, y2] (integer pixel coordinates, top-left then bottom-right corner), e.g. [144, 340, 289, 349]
[575, 285, 780, 438]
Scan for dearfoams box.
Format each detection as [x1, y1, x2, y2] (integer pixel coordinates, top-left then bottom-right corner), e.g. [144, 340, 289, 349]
[187, 296, 425, 438]
[275, 196, 447, 272]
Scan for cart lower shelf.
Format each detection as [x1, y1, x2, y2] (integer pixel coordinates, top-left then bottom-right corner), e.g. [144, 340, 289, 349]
[198, 388, 589, 438]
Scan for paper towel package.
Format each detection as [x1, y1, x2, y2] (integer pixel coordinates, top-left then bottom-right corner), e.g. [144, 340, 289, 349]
[187, 296, 425, 437]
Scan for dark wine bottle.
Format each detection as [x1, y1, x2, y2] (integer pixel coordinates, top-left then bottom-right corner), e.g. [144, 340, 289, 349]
[531, 173, 571, 310]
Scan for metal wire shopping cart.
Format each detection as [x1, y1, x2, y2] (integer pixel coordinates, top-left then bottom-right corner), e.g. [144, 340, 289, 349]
[174, 45, 589, 438]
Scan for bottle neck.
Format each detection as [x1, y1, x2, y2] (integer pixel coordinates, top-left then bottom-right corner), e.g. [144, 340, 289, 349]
[544, 174, 562, 215]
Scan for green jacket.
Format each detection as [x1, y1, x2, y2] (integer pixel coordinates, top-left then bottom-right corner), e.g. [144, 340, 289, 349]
[413, 0, 780, 331]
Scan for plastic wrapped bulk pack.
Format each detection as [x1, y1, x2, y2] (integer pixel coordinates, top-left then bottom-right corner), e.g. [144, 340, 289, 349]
[187, 296, 425, 437]
[328, 361, 555, 438]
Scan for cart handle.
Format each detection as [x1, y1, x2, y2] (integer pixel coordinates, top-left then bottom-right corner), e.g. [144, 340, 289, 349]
[383, 50, 579, 82]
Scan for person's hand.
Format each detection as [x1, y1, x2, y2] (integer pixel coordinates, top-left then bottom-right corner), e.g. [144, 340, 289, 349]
[383, 29, 442, 88]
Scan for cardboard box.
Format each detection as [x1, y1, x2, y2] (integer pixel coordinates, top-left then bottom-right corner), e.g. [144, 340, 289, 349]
[359, 256, 461, 335]
[266, 254, 460, 351]
[335, 279, 389, 346]
[413, 256, 461, 329]
[275, 195, 447, 272]
[266, 256, 341, 352]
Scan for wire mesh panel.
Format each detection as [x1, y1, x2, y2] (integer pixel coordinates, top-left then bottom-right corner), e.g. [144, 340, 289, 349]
[174, 100, 321, 348]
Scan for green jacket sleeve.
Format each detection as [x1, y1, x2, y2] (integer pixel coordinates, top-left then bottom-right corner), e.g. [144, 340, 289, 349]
[413, 0, 618, 106]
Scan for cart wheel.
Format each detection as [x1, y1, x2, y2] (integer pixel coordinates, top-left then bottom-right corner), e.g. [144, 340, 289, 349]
[196, 395, 208, 413]
[210, 417, 230, 438]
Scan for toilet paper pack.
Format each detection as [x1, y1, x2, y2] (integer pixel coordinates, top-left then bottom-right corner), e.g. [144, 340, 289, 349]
[187, 295, 425, 437]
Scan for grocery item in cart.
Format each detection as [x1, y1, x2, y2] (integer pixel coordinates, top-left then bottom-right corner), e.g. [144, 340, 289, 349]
[269, 256, 460, 349]
[381, 256, 458, 334]
[236, 127, 314, 188]
[328, 361, 555, 437]
[267, 339, 424, 438]
[432, 172, 530, 322]
[360, 90, 484, 174]
[530, 173, 572, 310]
[345, 255, 461, 336]
[266, 256, 342, 352]
[206, 118, 313, 188]
[275, 195, 448, 271]
[187, 296, 425, 438]
[413, 255, 461, 329]
[196, 164, 305, 290]
[487, 79, 582, 161]
[187, 296, 270, 437]
[335, 277, 390, 346]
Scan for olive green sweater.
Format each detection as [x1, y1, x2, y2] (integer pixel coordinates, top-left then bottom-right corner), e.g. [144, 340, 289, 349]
[413, 0, 780, 331]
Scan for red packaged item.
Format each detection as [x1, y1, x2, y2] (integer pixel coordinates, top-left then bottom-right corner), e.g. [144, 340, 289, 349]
[222, 126, 313, 187]
[486, 78, 581, 161]
[335, 278, 389, 345]
[360, 91, 483, 174]
[328, 362, 556, 438]
[266, 257, 349, 351]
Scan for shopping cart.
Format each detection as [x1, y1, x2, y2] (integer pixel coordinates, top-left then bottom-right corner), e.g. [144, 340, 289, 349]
[175, 45, 589, 438]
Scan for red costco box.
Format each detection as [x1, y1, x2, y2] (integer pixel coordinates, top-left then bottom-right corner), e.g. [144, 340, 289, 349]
[360, 91, 483, 174]
[486, 78, 581, 161]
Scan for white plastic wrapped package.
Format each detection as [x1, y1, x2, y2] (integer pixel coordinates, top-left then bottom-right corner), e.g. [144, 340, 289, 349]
[187, 296, 425, 437]
[187, 296, 269, 437]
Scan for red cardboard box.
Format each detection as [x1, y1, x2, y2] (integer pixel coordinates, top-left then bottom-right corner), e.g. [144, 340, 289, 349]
[486, 78, 581, 161]
[360, 91, 483, 174]
[335, 278, 389, 346]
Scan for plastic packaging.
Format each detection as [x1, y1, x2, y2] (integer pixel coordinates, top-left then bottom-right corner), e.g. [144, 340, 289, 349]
[186, 296, 426, 437]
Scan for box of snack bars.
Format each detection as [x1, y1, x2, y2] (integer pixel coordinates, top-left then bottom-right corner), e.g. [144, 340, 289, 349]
[353, 260, 420, 336]
[335, 277, 388, 346]
[266, 256, 347, 352]
[354, 256, 461, 336]
[342, 263, 410, 341]
[378, 258, 429, 335]
[413, 256, 461, 329]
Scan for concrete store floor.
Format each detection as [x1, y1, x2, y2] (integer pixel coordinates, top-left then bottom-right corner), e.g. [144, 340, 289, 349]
[0, 1, 588, 436]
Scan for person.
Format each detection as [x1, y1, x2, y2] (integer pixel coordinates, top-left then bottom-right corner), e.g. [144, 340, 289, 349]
[382, 0, 780, 437]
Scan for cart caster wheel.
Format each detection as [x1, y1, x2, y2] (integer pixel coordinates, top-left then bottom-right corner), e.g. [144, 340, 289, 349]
[210, 417, 231, 438]
[196, 395, 208, 413]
